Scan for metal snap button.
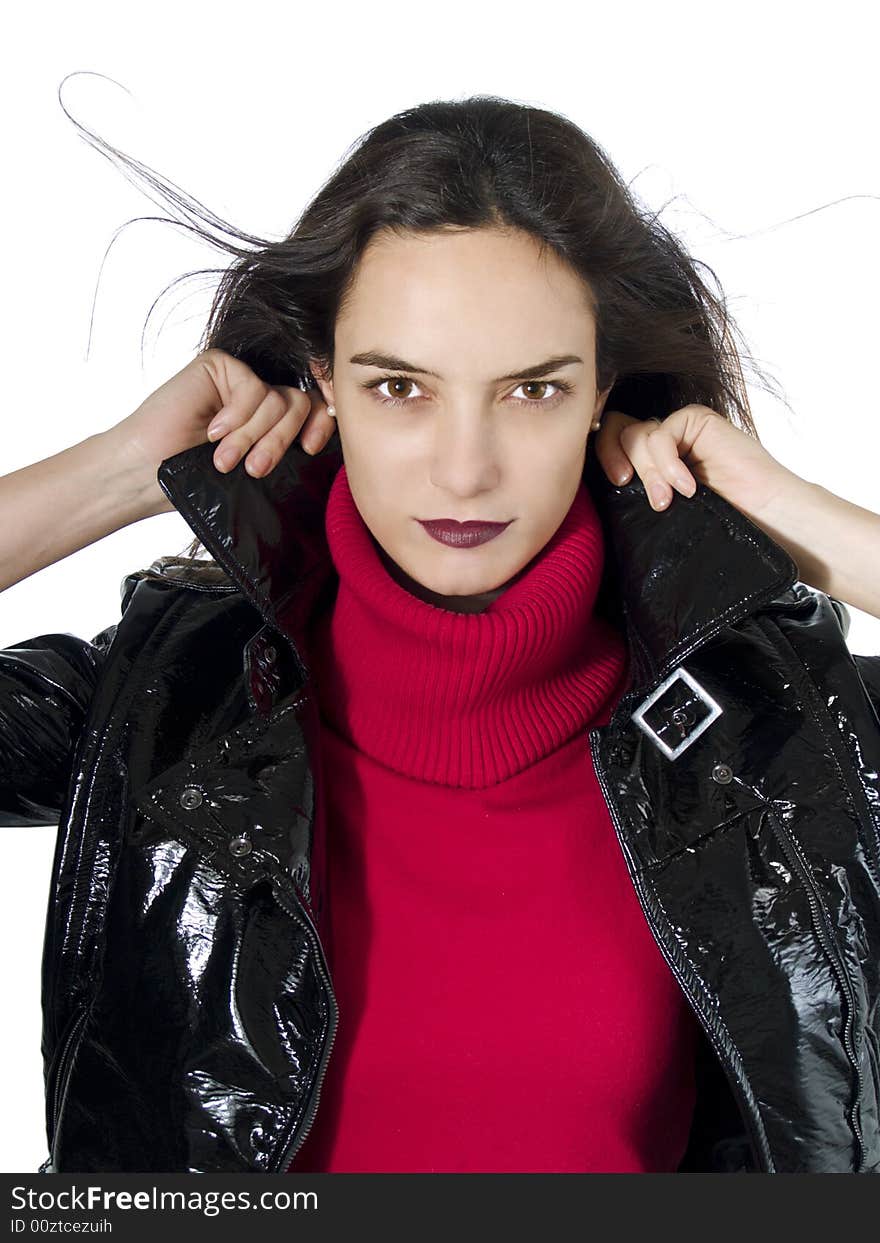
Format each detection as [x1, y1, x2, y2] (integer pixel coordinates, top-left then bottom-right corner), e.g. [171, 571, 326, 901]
[671, 707, 694, 728]
[229, 834, 253, 857]
[712, 763, 733, 785]
[179, 786, 203, 810]
[264, 645, 277, 664]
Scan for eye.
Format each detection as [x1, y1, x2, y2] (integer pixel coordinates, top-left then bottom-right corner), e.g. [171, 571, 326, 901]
[511, 379, 573, 405]
[364, 375, 424, 406]
[361, 374, 574, 409]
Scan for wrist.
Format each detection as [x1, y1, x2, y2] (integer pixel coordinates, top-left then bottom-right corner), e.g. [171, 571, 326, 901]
[96, 427, 172, 521]
[749, 471, 832, 592]
[752, 471, 880, 615]
[750, 466, 816, 531]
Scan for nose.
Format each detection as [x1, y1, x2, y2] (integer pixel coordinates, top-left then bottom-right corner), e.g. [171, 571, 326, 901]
[428, 407, 502, 497]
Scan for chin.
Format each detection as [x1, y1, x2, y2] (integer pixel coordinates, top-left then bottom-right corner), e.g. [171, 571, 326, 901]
[425, 567, 511, 597]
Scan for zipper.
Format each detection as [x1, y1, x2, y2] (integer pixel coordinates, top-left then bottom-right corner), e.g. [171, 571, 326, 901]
[759, 614, 880, 885]
[49, 1005, 88, 1166]
[269, 879, 339, 1173]
[588, 726, 774, 1173]
[753, 611, 876, 1169]
[763, 801, 865, 1169]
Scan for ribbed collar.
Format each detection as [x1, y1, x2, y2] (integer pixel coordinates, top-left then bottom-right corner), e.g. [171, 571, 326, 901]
[307, 465, 631, 789]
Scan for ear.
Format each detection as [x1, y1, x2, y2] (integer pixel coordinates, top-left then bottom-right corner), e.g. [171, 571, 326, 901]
[307, 357, 335, 408]
[594, 378, 616, 421]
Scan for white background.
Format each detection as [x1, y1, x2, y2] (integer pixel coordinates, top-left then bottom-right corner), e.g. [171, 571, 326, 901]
[2, 0, 878, 1173]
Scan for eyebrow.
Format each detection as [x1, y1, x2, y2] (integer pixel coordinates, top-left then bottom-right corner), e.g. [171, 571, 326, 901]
[348, 350, 584, 384]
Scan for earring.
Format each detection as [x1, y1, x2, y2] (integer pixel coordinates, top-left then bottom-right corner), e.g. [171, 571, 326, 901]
[326, 405, 336, 418]
[591, 417, 601, 431]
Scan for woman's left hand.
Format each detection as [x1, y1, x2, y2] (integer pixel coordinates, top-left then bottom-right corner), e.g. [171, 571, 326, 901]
[593, 405, 796, 526]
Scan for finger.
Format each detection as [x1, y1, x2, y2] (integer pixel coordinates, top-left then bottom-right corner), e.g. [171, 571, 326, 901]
[244, 401, 326, 475]
[592, 410, 639, 484]
[619, 419, 695, 510]
[235, 386, 338, 473]
[296, 391, 339, 456]
[210, 384, 310, 474]
[205, 371, 284, 446]
[251, 396, 337, 469]
[642, 422, 697, 498]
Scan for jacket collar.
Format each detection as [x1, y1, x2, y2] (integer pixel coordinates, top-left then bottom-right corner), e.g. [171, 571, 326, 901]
[156, 434, 799, 696]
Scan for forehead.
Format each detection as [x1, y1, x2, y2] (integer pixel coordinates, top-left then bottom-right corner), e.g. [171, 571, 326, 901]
[337, 226, 596, 364]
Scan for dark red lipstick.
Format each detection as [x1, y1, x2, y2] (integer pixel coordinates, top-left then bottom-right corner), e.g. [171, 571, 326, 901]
[417, 518, 513, 548]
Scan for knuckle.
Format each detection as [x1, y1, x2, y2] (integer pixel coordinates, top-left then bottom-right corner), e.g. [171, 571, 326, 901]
[256, 430, 280, 458]
[282, 384, 304, 405]
[231, 425, 258, 451]
[265, 388, 287, 417]
[277, 403, 309, 432]
[618, 421, 642, 446]
[243, 375, 269, 403]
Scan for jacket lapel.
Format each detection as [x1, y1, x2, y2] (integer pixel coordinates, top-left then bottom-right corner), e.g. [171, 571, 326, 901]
[157, 434, 799, 695]
[580, 450, 799, 690]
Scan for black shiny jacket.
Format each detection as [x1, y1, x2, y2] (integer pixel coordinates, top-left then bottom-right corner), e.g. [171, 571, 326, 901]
[3, 437, 879, 1174]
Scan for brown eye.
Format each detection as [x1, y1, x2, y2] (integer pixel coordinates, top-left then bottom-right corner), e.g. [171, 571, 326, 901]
[512, 379, 570, 406]
[367, 376, 424, 406]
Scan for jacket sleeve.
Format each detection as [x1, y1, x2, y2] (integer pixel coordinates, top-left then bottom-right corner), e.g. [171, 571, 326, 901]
[854, 655, 880, 722]
[827, 593, 880, 722]
[0, 622, 117, 827]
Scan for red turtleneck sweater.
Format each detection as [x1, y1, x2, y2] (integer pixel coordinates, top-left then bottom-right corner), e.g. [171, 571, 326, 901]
[290, 466, 699, 1173]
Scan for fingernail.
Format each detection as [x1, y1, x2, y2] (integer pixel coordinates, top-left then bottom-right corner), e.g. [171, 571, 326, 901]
[246, 451, 269, 476]
[207, 419, 227, 440]
[215, 447, 237, 471]
[650, 484, 670, 509]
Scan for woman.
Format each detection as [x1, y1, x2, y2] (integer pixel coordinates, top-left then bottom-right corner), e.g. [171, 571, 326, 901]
[2, 95, 879, 1174]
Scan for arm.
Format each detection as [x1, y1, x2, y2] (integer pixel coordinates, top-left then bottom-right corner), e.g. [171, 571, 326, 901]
[0, 428, 164, 592]
[753, 476, 880, 622]
[0, 624, 118, 826]
[0, 427, 161, 823]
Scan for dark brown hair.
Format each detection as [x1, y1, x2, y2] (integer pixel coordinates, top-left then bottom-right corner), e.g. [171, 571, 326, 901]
[63, 76, 785, 560]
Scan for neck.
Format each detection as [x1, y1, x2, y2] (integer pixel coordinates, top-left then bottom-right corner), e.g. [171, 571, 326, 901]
[373, 540, 520, 614]
[306, 464, 632, 788]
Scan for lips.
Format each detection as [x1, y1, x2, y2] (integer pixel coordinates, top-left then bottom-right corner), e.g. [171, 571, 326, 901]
[417, 519, 512, 548]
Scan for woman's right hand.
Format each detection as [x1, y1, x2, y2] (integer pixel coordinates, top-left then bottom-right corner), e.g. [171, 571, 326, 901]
[110, 349, 336, 517]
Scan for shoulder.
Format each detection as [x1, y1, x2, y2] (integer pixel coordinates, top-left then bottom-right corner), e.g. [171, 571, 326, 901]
[761, 580, 880, 726]
[113, 555, 255, 650]
[119, 555, 239, 609]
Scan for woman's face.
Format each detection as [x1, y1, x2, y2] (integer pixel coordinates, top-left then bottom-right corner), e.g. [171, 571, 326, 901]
[310, 225, 612, 613]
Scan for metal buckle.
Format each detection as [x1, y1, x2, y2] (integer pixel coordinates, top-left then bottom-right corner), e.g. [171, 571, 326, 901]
[630, 665, 722, 760]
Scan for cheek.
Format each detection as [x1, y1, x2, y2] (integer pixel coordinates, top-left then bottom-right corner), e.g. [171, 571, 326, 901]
[510, 433, 587, 505]
[516, 413, 590, 472]
[339, 459, 414, 556]
[339, 412, 415, 476]
[517, 460, 587, 548]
